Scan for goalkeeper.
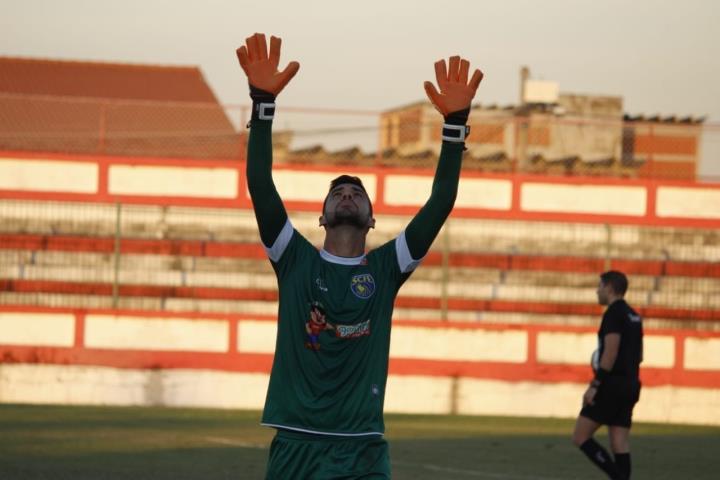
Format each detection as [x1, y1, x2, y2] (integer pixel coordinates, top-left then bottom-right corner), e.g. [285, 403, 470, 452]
[236, 32, 483, 479]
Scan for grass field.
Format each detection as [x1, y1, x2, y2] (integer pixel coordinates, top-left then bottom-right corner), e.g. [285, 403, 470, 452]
[1, 404, 718, 479]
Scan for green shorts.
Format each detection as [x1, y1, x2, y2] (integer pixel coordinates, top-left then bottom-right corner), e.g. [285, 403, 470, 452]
[265, 429, 390, 480]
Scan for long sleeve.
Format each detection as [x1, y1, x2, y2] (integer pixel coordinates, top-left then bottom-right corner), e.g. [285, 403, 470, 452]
[246, 119, 288, 247]
[403, 141, 463, 260]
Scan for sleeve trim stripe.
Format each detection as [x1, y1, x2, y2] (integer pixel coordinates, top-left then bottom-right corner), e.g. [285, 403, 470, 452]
[395, 231, 422, 274]
[265, 219, 294, 262]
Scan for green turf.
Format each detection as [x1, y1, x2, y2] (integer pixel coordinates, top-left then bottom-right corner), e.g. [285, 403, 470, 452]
[1, 404, 718, 479]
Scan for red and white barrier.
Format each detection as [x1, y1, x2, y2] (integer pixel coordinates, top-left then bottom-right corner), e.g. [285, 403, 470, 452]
[2, 152, 720, 422]
[1, 152, 720, 228]
[1, 307, 719, 424]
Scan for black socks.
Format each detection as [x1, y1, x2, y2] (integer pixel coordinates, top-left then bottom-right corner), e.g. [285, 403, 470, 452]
[614, 452, 631, 479]
[579, 438, 624, 479]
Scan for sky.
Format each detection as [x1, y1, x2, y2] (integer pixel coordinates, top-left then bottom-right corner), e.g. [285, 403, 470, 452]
[3, 0, 720, 176]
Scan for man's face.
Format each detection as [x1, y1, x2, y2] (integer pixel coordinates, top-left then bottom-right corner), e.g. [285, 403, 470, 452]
[596, 280, 611, 306]
[320, 183, 374, 229]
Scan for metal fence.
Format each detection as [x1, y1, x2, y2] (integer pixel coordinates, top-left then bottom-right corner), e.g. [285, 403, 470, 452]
[1, 199, 718, 327]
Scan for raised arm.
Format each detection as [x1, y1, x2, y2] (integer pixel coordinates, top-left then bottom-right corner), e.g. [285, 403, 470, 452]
[404, 56, 483, 260]
[236, 33, 300, 247]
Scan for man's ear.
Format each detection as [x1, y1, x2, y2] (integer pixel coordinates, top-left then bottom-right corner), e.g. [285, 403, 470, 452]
[319, 215, 327, 227]
[367, 216, 376, 229]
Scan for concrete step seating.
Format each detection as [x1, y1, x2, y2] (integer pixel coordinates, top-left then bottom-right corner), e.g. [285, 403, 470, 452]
[1, 199, 719, 326]
[2, 199, 719, 261]
[2, 258, 719, 310]
[1, 291, 717, 332]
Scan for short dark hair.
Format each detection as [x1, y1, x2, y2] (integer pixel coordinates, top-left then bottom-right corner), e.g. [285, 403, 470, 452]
[323, 175, 373, 215]
[600, 270, 628, 296]
[329, 175, 367, 194]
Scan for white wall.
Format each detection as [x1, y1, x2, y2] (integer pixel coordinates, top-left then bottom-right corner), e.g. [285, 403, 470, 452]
[2, 364, 719, 426]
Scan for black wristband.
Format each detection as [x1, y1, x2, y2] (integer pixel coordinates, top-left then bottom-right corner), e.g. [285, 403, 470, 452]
[444, 107, 470, 126]
[593, 367, 611, 385]
[249, 85, 276, 122]
[441, 107, 471, 144]
[441, 124, 470, 143]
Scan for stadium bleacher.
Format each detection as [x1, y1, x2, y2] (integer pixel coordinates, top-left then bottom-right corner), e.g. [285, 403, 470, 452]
[2, 200, 718, 329]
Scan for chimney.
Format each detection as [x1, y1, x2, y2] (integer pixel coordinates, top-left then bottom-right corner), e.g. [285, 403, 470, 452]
[520, 66, 530, 105]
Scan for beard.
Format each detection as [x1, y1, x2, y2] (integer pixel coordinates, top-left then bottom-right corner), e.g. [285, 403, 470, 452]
[325, 206, 369, 228]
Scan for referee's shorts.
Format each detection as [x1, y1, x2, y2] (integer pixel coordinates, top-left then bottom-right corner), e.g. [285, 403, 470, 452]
[581, 376, 641, 428]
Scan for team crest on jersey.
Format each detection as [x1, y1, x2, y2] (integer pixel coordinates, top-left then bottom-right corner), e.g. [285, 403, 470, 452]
[350, 274, 375, 299]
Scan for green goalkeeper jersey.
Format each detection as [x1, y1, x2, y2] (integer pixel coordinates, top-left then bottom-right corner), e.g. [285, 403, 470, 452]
[246, 117, 463, 438]
[261, 222, 418, 436]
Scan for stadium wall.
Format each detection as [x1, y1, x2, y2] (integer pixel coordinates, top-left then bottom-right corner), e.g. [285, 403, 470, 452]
[2, 152, 720, 425]
[1, 308, 719, 425]
[1, 152, 720, 227]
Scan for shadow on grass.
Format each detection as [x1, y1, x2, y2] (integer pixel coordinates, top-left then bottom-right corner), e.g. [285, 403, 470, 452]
[2, 406, 719, 480]
[3, 434, 718, 480]
[0, 445, 266, 480]
[389, 434, 720, 480]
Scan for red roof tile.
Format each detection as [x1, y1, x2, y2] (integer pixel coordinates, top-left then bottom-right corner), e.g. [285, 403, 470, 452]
[0, 57, 221, 103]
[0, 57, 240, 159]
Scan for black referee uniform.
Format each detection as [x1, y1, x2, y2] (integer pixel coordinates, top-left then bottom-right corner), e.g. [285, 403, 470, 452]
[581, 298, 643, 427]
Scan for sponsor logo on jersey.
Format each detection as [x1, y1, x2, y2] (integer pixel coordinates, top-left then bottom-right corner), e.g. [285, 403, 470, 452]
[350, 274, 375, 299]
[335, 319, 370, 339]
[315, 277, 328, 292]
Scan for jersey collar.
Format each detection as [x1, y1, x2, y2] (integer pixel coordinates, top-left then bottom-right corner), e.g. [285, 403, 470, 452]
[319, 249, 366, 265]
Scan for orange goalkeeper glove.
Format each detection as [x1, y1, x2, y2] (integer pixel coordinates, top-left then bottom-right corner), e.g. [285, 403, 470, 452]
[424, 56, 483, 142]
[236, 33, 300, 121]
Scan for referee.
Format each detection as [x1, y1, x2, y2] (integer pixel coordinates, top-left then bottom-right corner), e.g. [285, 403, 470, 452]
[572, 270, 643, 480]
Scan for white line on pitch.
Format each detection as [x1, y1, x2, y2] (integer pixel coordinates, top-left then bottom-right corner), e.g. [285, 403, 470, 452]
[393, 461, 560, 480]
[203, 436, 265, 448]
